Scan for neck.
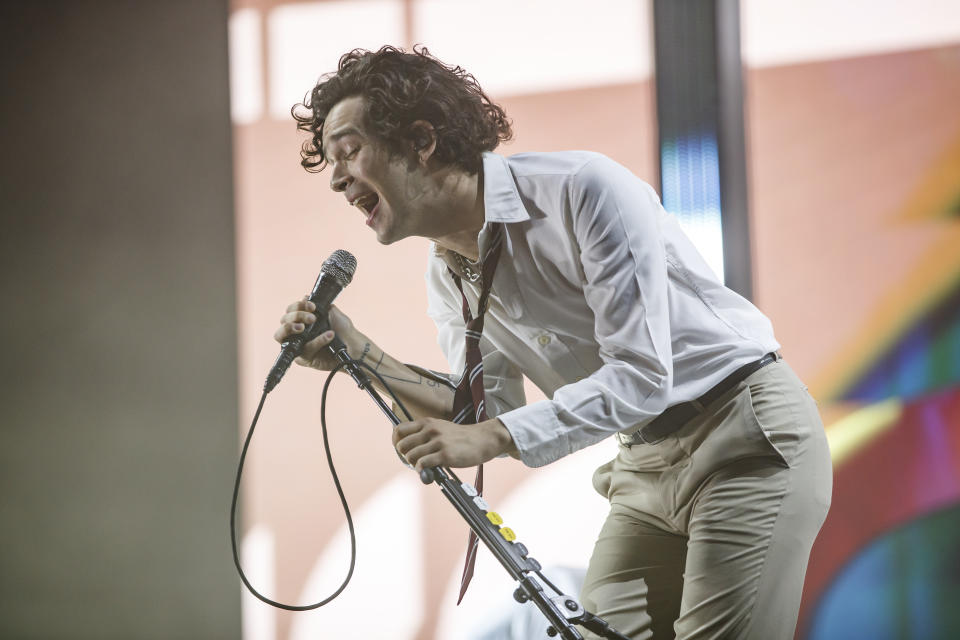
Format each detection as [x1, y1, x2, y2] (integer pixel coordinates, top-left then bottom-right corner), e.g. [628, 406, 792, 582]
[429, 165, 486, 261]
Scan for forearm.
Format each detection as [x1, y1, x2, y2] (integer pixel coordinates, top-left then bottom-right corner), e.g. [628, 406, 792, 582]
[348, 337, 455, 420]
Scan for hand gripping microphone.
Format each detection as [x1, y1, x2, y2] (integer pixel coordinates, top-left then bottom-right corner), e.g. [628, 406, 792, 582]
[264, 250, 357, 392]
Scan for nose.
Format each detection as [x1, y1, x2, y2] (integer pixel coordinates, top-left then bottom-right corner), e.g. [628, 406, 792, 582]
[329, 162, 351, 192]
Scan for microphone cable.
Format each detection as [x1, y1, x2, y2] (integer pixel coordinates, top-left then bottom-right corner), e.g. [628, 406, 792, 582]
[229, 358, 414, 610]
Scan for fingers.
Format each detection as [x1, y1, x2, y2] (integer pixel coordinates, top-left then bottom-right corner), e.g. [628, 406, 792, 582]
[393, 420, 425, 448]
[281, 309, 318, 326]
[275, 298, 319, 343]
[273, 296, 349, 371]
[300, 330, 335, 356]
[394, 421, 446, 471]
[411, 451, 446, 472]
[286, 298, 316, 313]
[394, 420, 428, 466]
[274, 317, 316, 342]
[394, 420, 461, 471]
[403, 442, 444, 471]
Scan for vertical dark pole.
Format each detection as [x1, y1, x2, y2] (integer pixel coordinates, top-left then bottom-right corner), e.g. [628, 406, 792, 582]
[715, 0, 753, 300]
[0, 1, 241, 637]
[653, 0, 753, 300]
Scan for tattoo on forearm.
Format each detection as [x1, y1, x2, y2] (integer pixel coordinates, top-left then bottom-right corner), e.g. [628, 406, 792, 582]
[377, 372, 454, 398]
[357, 346, 453, 396]
[380, 371, 423, 384]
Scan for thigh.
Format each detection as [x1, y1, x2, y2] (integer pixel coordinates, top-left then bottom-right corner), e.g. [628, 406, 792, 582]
[674, 371, 832, 640]
[580, 504, 687, 640]
[674, 458, 791, 639]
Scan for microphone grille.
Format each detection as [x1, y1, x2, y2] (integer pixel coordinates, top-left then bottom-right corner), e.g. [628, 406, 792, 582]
[322, 249, 358, 287]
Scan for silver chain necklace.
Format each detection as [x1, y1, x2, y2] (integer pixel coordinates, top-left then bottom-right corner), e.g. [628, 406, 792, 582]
[453, 252, 482, 283]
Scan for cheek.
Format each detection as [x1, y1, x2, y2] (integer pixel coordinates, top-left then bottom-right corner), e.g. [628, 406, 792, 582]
[380, 201, 397, 226]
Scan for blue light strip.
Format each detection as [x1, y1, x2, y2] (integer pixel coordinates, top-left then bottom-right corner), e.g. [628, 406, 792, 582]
[661, 132, 725, 282]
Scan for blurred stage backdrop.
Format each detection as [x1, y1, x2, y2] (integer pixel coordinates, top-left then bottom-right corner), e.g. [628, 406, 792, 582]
[227, 1, 960, 639]
[8, 2, 959, 638]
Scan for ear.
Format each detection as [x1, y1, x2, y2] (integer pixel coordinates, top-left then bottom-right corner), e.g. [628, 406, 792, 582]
[408, 120, 437, 166]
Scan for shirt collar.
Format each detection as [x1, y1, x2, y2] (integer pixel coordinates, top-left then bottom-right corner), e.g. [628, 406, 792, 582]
[481, 151, 531, 224]
[433, 152, 529, 262]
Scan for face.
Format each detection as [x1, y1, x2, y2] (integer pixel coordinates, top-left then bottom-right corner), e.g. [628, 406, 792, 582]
[321, 95, 431, 245]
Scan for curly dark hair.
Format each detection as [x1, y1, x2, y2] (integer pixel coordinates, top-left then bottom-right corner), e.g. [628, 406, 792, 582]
[292, 45, 512, 175]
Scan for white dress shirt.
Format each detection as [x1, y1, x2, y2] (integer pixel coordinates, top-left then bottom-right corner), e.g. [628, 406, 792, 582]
[426, 151, 780, 468]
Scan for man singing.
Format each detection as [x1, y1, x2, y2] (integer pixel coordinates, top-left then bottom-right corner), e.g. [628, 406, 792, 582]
[274, 46, 832, 640]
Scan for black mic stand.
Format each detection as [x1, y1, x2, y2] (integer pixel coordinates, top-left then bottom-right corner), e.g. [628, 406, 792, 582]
[324, 336, 631, 640]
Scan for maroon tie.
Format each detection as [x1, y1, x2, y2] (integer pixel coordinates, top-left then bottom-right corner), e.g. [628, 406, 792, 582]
[448, 223, 504, 604]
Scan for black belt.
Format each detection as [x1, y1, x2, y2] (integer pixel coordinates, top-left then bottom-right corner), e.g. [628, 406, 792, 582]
[619, 352, 780, 447]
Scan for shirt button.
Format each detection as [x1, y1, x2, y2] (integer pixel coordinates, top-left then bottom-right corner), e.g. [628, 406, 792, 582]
[537, 334, 551, 346]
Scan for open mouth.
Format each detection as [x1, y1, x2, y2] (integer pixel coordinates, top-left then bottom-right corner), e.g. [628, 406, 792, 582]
[353, 193, 381, 226]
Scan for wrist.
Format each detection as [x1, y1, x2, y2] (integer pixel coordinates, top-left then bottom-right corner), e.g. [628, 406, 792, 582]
[485, 418, 516, 458]
[353, 339, 374, 363]
[340, 331, 373, 362]
[349, 337, 391, 381]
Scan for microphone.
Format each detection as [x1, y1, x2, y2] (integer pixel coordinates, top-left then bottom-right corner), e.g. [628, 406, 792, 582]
[264, 250, 358, 392]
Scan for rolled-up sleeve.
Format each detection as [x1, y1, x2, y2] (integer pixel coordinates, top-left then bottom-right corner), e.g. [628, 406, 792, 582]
[425, 254, 526, 420]
[496, 157, 673, 467]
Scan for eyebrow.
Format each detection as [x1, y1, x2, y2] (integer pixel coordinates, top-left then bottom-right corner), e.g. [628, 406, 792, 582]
[321, 126, 361, 158]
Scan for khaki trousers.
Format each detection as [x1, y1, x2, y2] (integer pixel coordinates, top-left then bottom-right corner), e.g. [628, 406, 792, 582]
[581, 361, 832, 640]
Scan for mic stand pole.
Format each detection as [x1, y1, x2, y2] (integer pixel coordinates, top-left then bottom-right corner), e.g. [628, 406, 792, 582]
[325, 338, 631, 640]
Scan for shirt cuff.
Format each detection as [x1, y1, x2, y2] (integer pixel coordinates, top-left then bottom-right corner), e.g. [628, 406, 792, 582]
[495, 400, 567, 468]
